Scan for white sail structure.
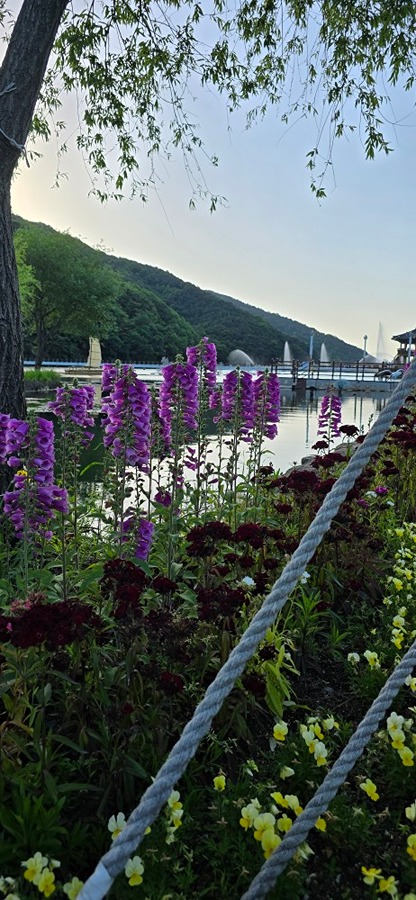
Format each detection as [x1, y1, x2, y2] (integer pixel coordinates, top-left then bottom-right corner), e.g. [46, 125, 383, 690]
[87, 337, 102, 369]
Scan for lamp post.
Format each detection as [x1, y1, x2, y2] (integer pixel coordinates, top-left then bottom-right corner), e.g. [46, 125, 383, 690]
[362, 334, 368, 380]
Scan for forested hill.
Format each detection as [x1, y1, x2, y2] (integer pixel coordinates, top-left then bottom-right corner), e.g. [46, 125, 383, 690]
[103, 255, 361, 362]
[13, 214, 362, 364]
[104, 256, 306, 364]
[210, 292, 362, 362]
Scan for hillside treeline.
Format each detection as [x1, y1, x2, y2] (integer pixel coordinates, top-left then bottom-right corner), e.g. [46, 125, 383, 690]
[13, 216, 361, 366]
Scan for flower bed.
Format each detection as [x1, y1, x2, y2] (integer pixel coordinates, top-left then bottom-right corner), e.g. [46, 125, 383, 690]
[0, 342, 415, 899]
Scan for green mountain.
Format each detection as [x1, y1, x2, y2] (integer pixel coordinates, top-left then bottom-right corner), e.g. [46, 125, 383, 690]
[210, 292, 362, 362]
[13, 214, 361, 364]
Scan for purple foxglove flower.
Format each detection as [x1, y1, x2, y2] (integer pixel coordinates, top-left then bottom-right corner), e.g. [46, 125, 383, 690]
[135, 518, 154, 560]
[3, 418, 68, 539]
[221, 370, 238, 421]
[49, 385, 95, 445]
[158, 361, 198, 445]
[154, 488, 172, 507]
[240, 371, 255, 442]
[317, 393, 342, 439]
[6, 419, 30, 462]
[101, 363, 119, 394]
[102, 367, 151, 470]
[219, 370, 255, 442]
[186, 337, 217, 396]
[253, 371, 280, 439]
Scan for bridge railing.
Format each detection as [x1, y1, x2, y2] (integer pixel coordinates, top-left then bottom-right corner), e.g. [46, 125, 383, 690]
[271, 359, 402, 383]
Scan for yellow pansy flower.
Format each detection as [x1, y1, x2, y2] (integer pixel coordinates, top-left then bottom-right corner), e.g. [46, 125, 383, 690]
[284, 795, 303, 815]
[213, 774, 226, 791]
[63, 877, 84, 899]
[387, 712, 405, 734]
[390, 730, 406, 750]
[378, 875, 398, 895]
[277, 814, 292, 833]
[261, 828, 281, 859]
[167, 790, 182, 811]
[125, 856, 144, 887]
[253, 813, 276, 841]
[360, 779, 379, 801]
[364, 650, 380, 668]
[322, 716, 339, 731]
[407, 834, 416, 861]
[37, 869, 56, 897]
[240, 802, 261, 830]
[361, 866, 382, 885]
[399, 746, 414, 767]
[270, 791, 289, 808]
[313, 741, 328, 766]
[21, 852, 48, 884]
[273, 720, 288, 742]
[279, 766, 295, 779]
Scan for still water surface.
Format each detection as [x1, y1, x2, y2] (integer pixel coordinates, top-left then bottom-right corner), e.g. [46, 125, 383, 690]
[258, 389, 388, 473]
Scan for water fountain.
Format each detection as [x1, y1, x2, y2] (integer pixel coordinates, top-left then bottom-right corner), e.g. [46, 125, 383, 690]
[228, 349, 255, 366]
[283, 341, 292, 363]
[320, 342, 330, 363]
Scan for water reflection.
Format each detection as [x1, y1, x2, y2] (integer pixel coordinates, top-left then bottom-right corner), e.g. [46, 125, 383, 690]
[255, 389, 388, 473]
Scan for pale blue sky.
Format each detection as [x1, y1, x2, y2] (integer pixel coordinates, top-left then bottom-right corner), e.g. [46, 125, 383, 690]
[11, 56, 416, 359]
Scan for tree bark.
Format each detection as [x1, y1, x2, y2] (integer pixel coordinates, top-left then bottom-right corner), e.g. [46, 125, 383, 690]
[0, 0, 69, 415]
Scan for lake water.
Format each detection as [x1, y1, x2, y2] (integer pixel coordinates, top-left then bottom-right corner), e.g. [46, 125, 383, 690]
[257, 388, 388, 473]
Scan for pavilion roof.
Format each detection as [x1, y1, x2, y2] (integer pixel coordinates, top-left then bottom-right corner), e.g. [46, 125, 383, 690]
[392, 328, 416, 343]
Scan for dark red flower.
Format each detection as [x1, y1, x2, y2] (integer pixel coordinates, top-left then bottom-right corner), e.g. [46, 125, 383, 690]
[285, 469, 321, 493]
[9, 600, 99, 648]
[151, 575, 177, 594]
[100, 558, 146, 600]
[159, 671, 184, 695]
[273, 502, 292, 514]
[339, 424, 359, 437]
[267, 527, 285, 541]
[198, 586, 246, 623]
[241, 673, 265, 698]
[317, 476, 337, 495]
[311, 439, 329, 450]
[234, 523, 266, 549]
[281, 537, 299, 554]
[239, 553, 255, 569]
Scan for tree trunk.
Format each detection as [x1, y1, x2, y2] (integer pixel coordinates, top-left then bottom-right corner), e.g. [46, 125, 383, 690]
[0, 0, 69, 415]
[0, 184, 25, 415]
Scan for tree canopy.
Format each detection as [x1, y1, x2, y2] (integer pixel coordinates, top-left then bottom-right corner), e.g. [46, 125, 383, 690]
[14, 225, 120, 367]
[30, 0, 416, 202]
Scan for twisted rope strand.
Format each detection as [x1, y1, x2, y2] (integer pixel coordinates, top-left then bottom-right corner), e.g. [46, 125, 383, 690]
[242, 640, 416, 900]
[78, 362, 416, 900]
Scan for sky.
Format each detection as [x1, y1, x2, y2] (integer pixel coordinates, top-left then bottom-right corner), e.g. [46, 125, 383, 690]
[10, 25, 416, 360]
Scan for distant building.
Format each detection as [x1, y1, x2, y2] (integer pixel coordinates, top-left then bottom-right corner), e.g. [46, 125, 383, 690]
[392, 328, 416, 364]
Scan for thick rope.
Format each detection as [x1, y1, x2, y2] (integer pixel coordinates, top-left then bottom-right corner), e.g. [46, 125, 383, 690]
[78, 361, 416, 900]
[242, 639, 416, 899]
